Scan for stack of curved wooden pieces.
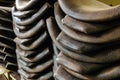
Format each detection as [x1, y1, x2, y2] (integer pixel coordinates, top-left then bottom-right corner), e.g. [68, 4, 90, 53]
[46, 0, 120, 80]
[12, 0, 56, 80]
[0, 0, 18, 72]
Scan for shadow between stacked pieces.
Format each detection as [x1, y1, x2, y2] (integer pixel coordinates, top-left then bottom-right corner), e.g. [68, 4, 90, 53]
[46, 0, 120, 80]
[0, 0, 18, 72]
[12, 0, 56, 80]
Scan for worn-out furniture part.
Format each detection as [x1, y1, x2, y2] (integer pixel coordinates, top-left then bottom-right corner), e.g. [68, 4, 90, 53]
[12, 0, 56, 80]
[46, 1, 120, 80]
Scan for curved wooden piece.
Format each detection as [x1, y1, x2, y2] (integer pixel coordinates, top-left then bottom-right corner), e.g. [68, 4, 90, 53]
[57, 53, 107, 74]
[14, 32, 47, 50]
[16, 45, 48, 58]
[20, 60, 53, 73]
[62, 15, 120, 34]
[57, 32, 118, 54]
[19, 69, 53, 80]
[14, 3, 51, 26]
[18, 69, 41, 79]
[58, 0, 120, 21]
[95, 65, 120, 79]
[19, 48, 50, 63]
[64, 67, 88, 80]
[54, 66, 80, 80]
[54, 2, 120, 44]
[16, 0, 43, 11]
[12, 7, 37, 19]
[13, 19, 45, 39]
[46, 17, 120, 63]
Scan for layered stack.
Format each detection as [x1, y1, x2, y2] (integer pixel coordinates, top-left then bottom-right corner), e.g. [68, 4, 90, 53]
[47, 0, 120, 80]
[12, 0, 56, 80]
[0, 0, 18, 72]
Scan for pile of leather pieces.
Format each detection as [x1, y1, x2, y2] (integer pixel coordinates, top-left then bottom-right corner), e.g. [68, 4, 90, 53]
[0, 0, 18, 72]
[46, 0, 120, 80]
[12, 0, 56, 80]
